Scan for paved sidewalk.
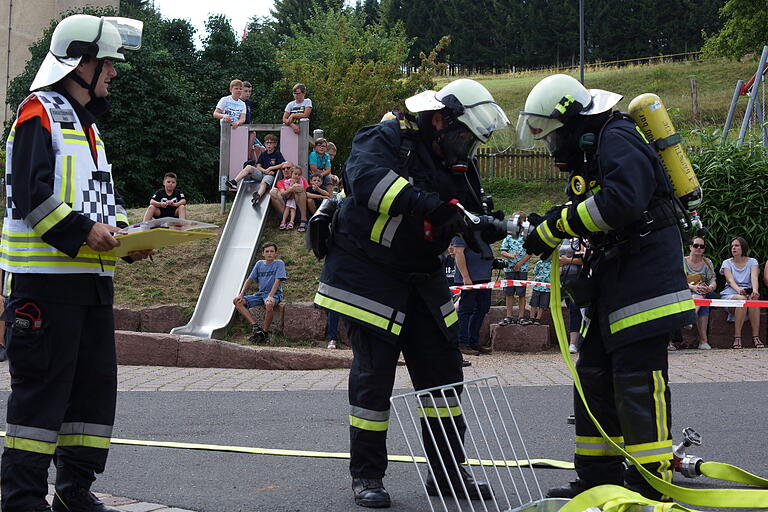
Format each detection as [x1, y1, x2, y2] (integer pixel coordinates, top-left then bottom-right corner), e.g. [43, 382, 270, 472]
[34, 485, 195, 512]
[2, 348, 765, 392]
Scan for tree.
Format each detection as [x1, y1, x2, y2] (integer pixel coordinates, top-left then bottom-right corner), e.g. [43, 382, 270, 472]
[703, 0, 768, 58]
[276, 7, 445, 167]
[270, 0, 344, 41]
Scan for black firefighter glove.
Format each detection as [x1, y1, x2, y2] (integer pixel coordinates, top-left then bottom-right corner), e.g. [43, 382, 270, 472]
[524, 207, 569, 258]
[417, 195, 467, 241]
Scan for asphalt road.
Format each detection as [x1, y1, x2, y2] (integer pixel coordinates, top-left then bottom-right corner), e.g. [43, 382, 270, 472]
[1, 382, 767, 511]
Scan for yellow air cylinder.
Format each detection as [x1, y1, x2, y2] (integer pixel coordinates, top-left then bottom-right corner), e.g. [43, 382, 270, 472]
[628, 93, 702, 209]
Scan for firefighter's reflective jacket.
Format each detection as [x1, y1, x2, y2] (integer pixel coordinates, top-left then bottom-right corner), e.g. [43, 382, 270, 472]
[561, 116, 696, 349]
[2, 90, 128, 276]
[314, 118, 470, 342]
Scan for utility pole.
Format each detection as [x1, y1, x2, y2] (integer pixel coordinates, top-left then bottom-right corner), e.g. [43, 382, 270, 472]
[579, 0, 585, 84]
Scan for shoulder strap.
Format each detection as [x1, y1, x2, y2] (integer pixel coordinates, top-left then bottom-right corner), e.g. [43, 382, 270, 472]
[391, 111, 419, 179]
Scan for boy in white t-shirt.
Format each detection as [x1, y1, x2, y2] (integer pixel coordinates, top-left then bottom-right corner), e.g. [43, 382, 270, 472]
[282, 83, 313, 134]
[213, 79, 246, 129]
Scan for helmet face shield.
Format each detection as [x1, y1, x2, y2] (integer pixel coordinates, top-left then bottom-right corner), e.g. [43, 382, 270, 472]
[516, 112, 563, 150]
[102, 17, 143, 51]
[459, 101, 510, 143]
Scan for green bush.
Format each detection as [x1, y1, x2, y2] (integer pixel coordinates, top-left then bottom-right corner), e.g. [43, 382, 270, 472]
[689, 132, 768, 267]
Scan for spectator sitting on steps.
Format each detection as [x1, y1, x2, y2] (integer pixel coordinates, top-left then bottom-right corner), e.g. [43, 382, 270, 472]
[270, 165, 309, 232]
[719, 236, 764, 349]
[683, 236, 717, 350]
[233, 242, 287, 343]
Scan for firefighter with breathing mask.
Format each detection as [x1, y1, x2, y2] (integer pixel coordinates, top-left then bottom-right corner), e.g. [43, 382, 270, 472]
[518, 74, 696, 501]
[312, 79, 509, 507]
[1, 14, 149, 512]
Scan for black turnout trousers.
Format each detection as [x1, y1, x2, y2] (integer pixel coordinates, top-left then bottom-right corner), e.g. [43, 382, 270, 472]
[347, 291, 465, 479]
[1, 291, 117, 512]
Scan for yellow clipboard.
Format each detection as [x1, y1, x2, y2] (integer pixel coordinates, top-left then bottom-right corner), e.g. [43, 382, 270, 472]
[109, 228, 217, 257]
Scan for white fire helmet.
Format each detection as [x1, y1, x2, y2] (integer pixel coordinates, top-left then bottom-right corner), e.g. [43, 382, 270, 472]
[30, 14, 143, 91]
[404, 78, 510, 143]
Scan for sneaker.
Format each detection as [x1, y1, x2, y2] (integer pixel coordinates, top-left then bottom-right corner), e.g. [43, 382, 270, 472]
[667, 342, 677, 351]
[569, 344, 578, 354]
[248, 325, 267, 343]
[697, 342, 712, 350]
[226, 178, 238, 189]
[459, 346, 480, 356]
[476, 345, 493, 354]
[531, 318, 542, 326]
[498, 316, 516, 326]
[327, 340, 336, 349]
[251, 191, 262, 205]
[518, 317, 533, 326]
[461, 359, 472, 367]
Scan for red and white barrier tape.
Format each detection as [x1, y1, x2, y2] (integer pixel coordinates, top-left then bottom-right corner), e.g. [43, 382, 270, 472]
[450, 280, 768, 308]
[449, 279, 550, 293]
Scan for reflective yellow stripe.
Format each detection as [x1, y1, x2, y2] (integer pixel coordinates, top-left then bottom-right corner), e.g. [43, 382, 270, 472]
[60, 155, 75, 204]
[7, 129, 14, 142]
[61, 129, 89, 146]
[652, 370, 669, 444]
[370, 213, 389, 243]
[5, 436, 57, 455]
[536, 222, 559, 248]
[626, 440, 673, 464]
[349, 415, 388, 432]
[575, 435, 624, 456]
[609, 299, 695, 334]
[32, 202, 72, 236]
[314, 293, 401, 336]
[576, 201, 600, 232]
[116, 211, 128, 225]
[379, 177, 409, 216]
[560, 207, 578, 237]
[418, 406, 462, 418]
[57, 434, 111, 449]
[444, 310, 458, 327]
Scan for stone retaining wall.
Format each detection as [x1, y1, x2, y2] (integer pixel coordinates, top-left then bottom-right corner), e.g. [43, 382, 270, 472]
[115, 302, 761, 353]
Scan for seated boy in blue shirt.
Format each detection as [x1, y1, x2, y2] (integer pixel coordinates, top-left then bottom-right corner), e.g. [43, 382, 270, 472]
[309, 137, 339, 194]
[233, 242, 287, 342]
[227, 133, 292, 205]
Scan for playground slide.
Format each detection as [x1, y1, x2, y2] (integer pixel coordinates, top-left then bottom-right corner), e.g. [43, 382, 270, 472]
[171, 180, 271, 339]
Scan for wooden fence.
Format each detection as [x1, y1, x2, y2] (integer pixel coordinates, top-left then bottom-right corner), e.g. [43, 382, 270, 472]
[476, 147, 559, 181]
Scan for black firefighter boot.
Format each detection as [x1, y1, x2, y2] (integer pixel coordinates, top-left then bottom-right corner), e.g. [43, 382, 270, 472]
[352, 478, 391, 508]
[425, 466, 493, 500]
[51, 468, 119, 512]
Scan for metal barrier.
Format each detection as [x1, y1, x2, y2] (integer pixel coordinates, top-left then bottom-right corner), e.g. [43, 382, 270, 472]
[391, 376, 568, 512]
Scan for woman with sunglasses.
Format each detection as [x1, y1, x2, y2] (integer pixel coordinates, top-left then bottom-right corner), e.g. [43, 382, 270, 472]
[684, 237, 717, 349]
[720, 236, 763, 349]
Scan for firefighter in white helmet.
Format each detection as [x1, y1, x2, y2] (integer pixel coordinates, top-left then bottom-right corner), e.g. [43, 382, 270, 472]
[312, 79, 509, 507]
[1, 14, 148, 512]
[518, 74, 695, 501]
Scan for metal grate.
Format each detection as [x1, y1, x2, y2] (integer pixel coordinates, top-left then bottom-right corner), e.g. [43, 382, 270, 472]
[390, 376, 569, 512]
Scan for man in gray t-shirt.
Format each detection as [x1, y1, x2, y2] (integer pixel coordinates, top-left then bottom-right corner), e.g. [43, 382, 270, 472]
[452, 236, 493, 355]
